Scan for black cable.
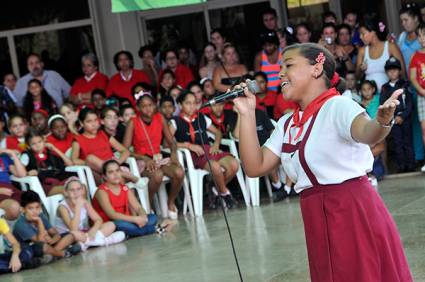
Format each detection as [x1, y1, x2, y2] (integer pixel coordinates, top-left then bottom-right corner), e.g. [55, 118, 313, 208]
[196, 115, 244, 282]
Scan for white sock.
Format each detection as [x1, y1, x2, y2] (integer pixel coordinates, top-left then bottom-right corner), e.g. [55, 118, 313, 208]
[284, 185, 291, 194]
[272, 181, 282, 189]
[220, 190, 231, 196]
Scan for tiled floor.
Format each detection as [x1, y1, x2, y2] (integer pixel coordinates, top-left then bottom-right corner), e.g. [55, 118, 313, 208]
[2, 175, 424, 282]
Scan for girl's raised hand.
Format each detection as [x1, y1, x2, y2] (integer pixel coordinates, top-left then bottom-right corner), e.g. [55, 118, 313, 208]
[233, 80, 257, 116]
[377, 89, 403, 126]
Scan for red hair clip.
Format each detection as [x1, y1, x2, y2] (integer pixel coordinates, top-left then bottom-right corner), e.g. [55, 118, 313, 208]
[315, 52, 326, 65]
[331, 72, 340, 87]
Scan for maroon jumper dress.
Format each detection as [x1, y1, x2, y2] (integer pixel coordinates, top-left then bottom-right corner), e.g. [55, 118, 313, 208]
[282, 114, 413, 282]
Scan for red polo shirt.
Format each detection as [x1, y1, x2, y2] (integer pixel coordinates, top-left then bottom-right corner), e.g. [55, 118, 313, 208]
[106, 69, 151, 105]
[273, 94, 297, 120]
[159, 64, 194, 89]
[70, 72, 109, 96]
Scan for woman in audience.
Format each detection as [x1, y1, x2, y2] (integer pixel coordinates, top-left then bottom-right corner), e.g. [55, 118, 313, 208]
[23, 79, 57, 121]
[212, 43, 248, 93]
[92, 160, 160, 237]
[55, 177, 125, 250]
[123, 93, 184, 219]
[210, 28, 227, 60]
[70, 53, 109, 106]
[138, 45, 159, 89]
[294, 23, 312, 43]
[158, 50, 194, 89]
[356, 15, 405, 89]
[107, 50, 151, 107]
[199, 43, 219, 79]
[337, 24, 357, 65]
[169, 91, 239, 208]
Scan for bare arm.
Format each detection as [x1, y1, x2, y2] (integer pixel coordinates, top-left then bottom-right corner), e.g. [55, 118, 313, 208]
[4, 231, 22, 272]
[47, 144, 73, 166]
[253, 52, 262, 72]
[71, 141, 85, 165]
[161, 116, 178, 160]
[85, 202, 103, 235]
[410, 69, 425, 96]
[234, 88, 280, 177]
[351, 89, 403, 145]
[355, 47, 365, 79]
[389, 42, 406, 78]
[122, 120, 134, 149]
[128, 189, 146, 216]
[95, 189, 137, 222]
[109, 136, 130, 164]
[212, 67, 229, 93]
[232, 113, 241, 139]
[58, 203, 81, 231]
[5, 150, 27, 177]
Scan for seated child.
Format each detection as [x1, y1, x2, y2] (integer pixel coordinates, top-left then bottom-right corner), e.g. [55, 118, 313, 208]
[359, 80, 380, 119]
[160, 96, 176, 122]
[20, 129, 75, 196]
[230, 107, 287, 200]
[92, 160, 160, 237]
[91, 88, 107, 117]
[158, 69, 176, 100]
[119, 104, 136, 126]
[100, 107, 126, 143]
[13, 191, 79, 259]
[123, 93, 184, 219]
[59, 103, 80, 136]
[55, 177, 125, 250]
[169, 91, 239, 208]
[254, 72, 277, 117]
[46, 115, 74, 157]
[345, 70, 361, 102]
[0, 148, 26, 220]
[381, 56, 414, 172]
[206, 95, 237, 138]
[72, 108, 137, 184]
[30, 109, 50, 136]
[200, 78, 216, 100]
[5, 114, 28, 154]
[0, 218, 36, 273]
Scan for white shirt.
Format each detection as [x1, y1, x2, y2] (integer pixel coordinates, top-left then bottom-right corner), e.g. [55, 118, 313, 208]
[264, 96, 373, 193]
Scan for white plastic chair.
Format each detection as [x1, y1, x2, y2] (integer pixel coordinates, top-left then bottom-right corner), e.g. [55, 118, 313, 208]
[0, 209, 4, 253]
[207, 132, 251, 206]
[178, 148, 210, 216]
[10, 176, 64, 225]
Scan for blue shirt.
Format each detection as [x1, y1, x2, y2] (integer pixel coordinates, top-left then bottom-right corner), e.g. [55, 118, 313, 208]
[398, 32, 421, 69]
[14, 70, 70, 107]
[13, 213, 52, 247]
[0, 154, 13, 184]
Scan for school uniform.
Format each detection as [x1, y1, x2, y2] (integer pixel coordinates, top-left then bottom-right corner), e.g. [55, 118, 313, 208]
[131, 113, 163, 157]
[171, 113, 230, 169]
[207, 110, 236, 138]
[380, 79, 415, 171]
[264, 89, 412, 282]
[74, 131, 114, 161]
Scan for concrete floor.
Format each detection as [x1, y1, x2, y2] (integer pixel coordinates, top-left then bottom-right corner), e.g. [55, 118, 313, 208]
[2, 175, 425, 282]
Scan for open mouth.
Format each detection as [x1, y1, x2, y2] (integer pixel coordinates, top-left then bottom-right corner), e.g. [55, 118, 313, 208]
[280, 81, 289, 88]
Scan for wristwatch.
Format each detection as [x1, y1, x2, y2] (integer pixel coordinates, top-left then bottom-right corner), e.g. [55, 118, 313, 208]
[377, 117, 395, 128]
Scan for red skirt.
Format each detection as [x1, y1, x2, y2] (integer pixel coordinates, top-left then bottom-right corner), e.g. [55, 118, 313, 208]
[300, 176, 412, 282]
[191, 144, 230, 169]
[0, 182, 22, 202]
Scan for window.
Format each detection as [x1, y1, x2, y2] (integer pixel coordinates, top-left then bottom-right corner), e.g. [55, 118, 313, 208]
[0, 0, 90, 31]
[208, 2, 271, 69]
[146, 12, 207, 57]
[0, 38, 12, 78]
[14, 26, 95, 83]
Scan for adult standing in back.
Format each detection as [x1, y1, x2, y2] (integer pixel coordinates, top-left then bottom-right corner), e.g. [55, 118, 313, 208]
[15, 53, 70, 107]
[106, 50, 151, 107]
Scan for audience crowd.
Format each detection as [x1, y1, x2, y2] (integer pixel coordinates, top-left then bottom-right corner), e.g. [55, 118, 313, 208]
[1, 3, 425, 274]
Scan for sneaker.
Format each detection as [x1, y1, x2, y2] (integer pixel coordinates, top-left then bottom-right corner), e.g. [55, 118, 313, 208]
[67, 243, 82, 256]
[222, 194, 238, 209]
[421, 164, 425, 172]
[168, 209, 178, 220]
[272, 189, 287, 202]
[39, 254, 54, 264]
[104, 231, 126, 246]
[86, 231, 106, 247]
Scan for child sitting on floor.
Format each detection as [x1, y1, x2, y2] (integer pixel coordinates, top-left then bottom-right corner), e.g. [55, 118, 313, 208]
[13, 191, 80, 260]
[55, 177, 125, 250]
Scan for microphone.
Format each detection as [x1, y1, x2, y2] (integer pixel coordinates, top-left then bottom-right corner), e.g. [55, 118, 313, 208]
[201, 79, 260, 108]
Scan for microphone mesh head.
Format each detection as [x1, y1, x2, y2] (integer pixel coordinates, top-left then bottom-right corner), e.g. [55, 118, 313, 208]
[246, 79, 260, 94]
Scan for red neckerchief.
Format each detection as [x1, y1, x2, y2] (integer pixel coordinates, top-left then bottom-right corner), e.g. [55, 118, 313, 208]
[289, 87, 340, 142]
[209, 113, 225, 134]
[180, 113, 198, 143]
[34, 148, 48, 163]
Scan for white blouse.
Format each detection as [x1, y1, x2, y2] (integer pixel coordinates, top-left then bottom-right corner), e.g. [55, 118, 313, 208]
[264, 96, 373, 193]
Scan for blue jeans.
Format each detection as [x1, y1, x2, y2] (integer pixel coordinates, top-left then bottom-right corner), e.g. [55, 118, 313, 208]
[0, 247, 33, 273]
[114, 214, 157, 238]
